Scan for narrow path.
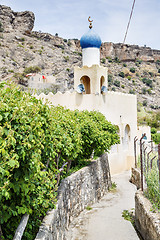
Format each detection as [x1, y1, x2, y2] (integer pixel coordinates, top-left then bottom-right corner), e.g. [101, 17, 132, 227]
[66, 171, 140, 240]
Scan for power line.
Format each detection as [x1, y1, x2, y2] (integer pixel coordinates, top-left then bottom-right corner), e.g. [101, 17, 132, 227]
[123, 0, 136, 44]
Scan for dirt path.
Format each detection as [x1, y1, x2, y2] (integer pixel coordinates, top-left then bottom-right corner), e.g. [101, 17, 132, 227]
[66, 171, 140, 240]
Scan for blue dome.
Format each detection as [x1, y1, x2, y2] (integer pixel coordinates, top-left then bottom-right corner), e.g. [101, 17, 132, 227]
[80, 28, 102, 49]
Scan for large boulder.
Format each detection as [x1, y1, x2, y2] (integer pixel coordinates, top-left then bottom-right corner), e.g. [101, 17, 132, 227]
[0, 5, 35, 34]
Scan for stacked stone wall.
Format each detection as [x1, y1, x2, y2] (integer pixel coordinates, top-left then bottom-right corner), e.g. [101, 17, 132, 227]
[135, 190, 160, 240]
[35, 153, 111, 240]
[130, 167, 141, 189]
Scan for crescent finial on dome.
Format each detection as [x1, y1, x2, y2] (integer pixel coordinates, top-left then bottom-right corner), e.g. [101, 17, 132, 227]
[88, 16, 93, 29]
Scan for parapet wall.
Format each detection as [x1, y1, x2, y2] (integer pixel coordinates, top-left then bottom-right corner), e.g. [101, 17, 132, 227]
[35, 153, 111, 240]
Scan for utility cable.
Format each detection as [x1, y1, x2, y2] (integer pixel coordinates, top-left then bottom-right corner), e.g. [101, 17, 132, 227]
[123, 0, 136, 44]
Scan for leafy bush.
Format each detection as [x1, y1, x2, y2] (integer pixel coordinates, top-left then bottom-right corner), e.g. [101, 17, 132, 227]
[114, 57, 120, 63]
[130, 67, 135, 73]
[106, 56, 112, 63]
[0, 22, 4, 32]
[123, 63, 127, 67]
[114, 80, 120, 87]
[67, 41, 71, 46]
[101, 58, 106, 64]
[108, 74, 113, 86]
[119, 72, 125, 78]
[24, 66, 41, 74]
[127, 76, 131, 80]
[142, 100, 147, 106]
[64, 56, 69, 62]
[151, 132, 160, 144]
[142, 87, 147, 94]
[129, 89, 135, 94]
[149, 72, 154, 77]
[0, 82, 120, 239]
[142, 78, 153, 88]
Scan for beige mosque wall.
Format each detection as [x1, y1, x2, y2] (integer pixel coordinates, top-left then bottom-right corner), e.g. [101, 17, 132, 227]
[35, 90, 137, 175]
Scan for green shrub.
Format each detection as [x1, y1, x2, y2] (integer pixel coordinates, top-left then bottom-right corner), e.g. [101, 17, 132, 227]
[158, 69, 160, 73]
[114, 57, 120, 63]
[24, 66, 41, 74]
[123, 63, 127, 67]
[73, 51, 82, 56]
[101, 58, 106, 64]
[142, 88, 147, 94]
[136, 59, 142, 64]
[111, 87, 116, 91]
[129, 89, 135, 94]
[108, 74, 113, 86]
[142, 78, 153, 88]
[64, 56, 69, 62]
[106, 57, 112, 62]
[57, 44, 64, 49]
[114, 80, 120, 87]
[119, 72, 125, 78]
[130, 67, 135, 73]
[151, 132, 160, 144]
[149, 72, 154, 77]
[147, 88, 152, 95]
[151, 127, 157, 134]
[142, 100, 147, 106]
[67, 40, 71, 46]
[127, 76, 131, 80]
[0, 22, 4, 32]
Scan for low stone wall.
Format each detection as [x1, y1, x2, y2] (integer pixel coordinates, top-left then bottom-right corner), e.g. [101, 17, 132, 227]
[35, 153, 111, 240]
[135, 190, 160, 240]
[130, 167, 141, 189]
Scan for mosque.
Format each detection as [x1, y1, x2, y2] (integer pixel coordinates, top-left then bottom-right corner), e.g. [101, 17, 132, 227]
[35, 18, 151, 174]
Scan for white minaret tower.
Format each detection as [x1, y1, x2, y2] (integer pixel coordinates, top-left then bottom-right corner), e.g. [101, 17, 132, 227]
[74, 17, 108, 95]
[80, 17, 102, 67]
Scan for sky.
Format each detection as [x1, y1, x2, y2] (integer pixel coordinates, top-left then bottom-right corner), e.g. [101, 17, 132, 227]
[1, 0, 160, 50]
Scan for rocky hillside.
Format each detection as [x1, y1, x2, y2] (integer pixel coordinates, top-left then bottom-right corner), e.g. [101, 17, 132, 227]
[0, 5, 160, 111]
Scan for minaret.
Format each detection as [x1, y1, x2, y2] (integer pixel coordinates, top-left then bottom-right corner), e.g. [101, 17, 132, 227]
[80, 17, 102, 67]
[74, 17, 108, 95]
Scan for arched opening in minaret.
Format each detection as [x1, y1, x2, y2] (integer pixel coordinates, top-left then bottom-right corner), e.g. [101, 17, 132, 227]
[80, 75, 91, 94]
[100, 76, 105, 91]
[123, 124, 131, 150]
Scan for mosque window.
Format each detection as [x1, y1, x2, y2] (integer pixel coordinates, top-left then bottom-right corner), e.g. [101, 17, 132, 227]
[80, 75, 91, 94]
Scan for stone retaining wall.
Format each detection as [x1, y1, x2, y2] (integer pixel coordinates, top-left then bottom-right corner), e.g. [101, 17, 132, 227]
[130, 167, 141, 189]
[135, 190, 160, 240]
[35, 153, 111, 240]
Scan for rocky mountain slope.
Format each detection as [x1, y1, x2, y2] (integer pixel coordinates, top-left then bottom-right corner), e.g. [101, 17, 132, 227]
[0, 5, 160, 111]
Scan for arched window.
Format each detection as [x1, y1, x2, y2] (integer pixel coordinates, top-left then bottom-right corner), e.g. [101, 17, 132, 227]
[80, 75, 91, 94]
[100, 76, 105, 91]
[123, 124, 131, 150]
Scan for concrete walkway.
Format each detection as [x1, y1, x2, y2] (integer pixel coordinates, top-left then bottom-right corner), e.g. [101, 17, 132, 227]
[66, 171, 140, 240]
